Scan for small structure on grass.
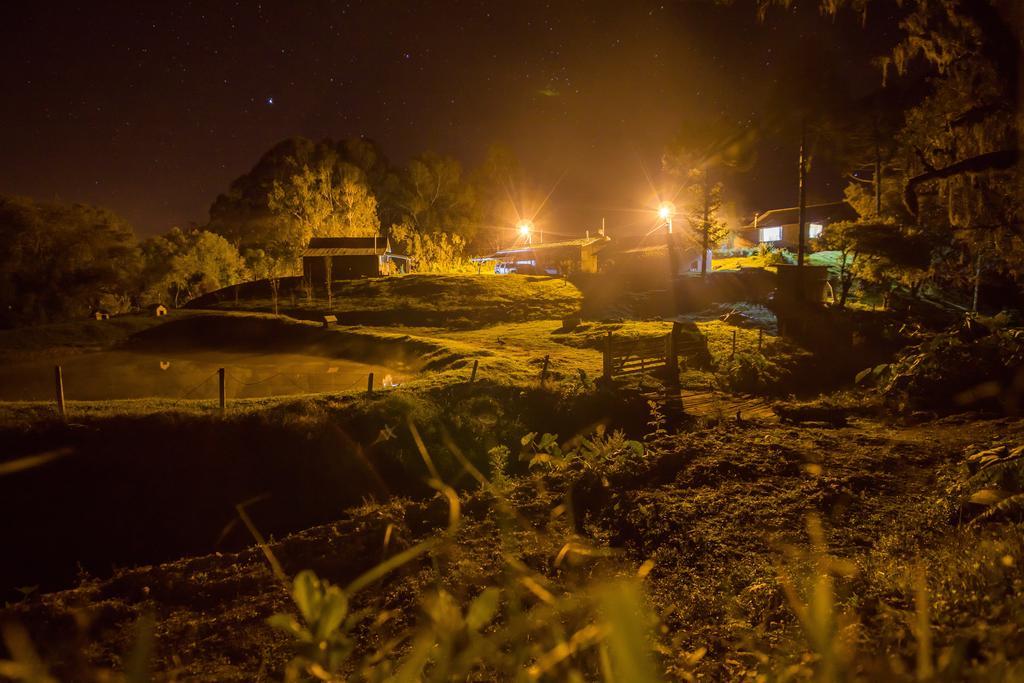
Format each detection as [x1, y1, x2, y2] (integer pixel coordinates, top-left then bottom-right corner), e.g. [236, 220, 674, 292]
[91, 309, 110, 320]
[604, 232, 711, 277]
[150, 303, 168, 317]
[301, 236, 399, 280]
[477, 235, 610, 275]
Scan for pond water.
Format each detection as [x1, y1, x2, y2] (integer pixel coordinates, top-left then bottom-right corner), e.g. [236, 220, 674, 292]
[0, 350, 411, 402]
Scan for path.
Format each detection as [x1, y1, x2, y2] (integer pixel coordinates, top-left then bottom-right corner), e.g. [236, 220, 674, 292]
[642, 385, 777, 422]
[680, 389, 777, 420]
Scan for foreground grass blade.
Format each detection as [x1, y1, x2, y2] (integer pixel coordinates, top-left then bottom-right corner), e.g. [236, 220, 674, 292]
[599, 581, 661, 683]
[0, 448, 72, 477]
[345, 537, 440, 596]
[236, 501, 289, 587]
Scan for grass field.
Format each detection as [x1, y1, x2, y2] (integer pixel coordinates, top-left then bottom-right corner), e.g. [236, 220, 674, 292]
[713, 249, 844, 273]
[198, 273, 584, 328]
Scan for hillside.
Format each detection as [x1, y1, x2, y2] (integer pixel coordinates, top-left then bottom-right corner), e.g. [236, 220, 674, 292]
[190, 274, 584, 328]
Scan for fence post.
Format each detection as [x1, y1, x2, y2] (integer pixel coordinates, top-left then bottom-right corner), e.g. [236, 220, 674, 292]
[602, 332, 612, 381]
[367, 372, 374, 395]
[54, 365, 66, 420]
[540, 355, 550, 384]
[218, 368, 226, 416]
[665, 333, 679, 383]
[731, 330, 737, 359]
[469, 359, 479, 384]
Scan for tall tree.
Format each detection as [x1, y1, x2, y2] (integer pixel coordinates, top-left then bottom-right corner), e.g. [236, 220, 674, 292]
[208, 137, 392, 270]
[685, 169, 729, 276]
[268, 160, 380, 243]
[0, 196, 141, 326]
[207, 137, 320, 252]
[395, 153, 480, 242]
[142, 229, 246, 307]
[805, 0, 1023, 308]
[664, 116, 752, 274]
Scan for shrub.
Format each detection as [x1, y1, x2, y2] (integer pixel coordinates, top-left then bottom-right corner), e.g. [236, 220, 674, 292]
[881, 324, 1024, 413]
[763, 248, 796, 266]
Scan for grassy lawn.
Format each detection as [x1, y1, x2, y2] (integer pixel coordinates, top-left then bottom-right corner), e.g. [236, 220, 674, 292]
[712, 253, 781, 270]
[200, 273, 583, 328]
[713, 249, 844, 273]
[807, 249, 847, 270]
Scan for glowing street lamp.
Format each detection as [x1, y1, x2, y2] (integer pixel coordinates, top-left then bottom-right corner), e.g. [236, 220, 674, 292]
[658, 201, 676, 234]
[517, 219, 534, 244]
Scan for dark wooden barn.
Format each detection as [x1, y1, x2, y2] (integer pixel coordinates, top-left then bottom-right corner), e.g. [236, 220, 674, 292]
[301, 236, 395, 281]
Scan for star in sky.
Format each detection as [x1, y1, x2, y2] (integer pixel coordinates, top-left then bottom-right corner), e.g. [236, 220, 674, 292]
[0, 1, 893, 236]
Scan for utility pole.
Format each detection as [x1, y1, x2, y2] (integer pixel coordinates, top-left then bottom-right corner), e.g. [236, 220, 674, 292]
[796, 116, 808, 268]
[874, 138, 882, 217]
[701, 168, 711, 277]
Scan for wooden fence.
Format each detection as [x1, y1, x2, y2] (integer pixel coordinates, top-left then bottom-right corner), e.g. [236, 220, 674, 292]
[601, 323, 756, 383]
[602, 332, 677, 381]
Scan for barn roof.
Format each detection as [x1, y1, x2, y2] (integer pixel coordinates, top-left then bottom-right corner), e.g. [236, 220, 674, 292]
[303, 248, 387, 257]
[616, 231, 699, 255]
[489, 235, 610, 257]
[742, 201, 857, 229]
[302, 236, 390, 257]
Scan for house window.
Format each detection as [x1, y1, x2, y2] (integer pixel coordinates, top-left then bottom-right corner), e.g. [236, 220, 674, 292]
[809, 222, 824, 238]
[760, 226, 782, 242]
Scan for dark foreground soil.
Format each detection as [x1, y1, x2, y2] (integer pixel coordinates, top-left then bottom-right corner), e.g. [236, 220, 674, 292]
[4, 412, 1023, 680]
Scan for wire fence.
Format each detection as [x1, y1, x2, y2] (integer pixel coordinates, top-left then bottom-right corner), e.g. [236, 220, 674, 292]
[45, 363, 391, 420]
[180, 369, 223, 399]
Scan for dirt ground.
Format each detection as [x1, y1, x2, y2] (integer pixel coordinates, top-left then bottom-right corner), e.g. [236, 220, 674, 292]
[5, 412, 1022, 680]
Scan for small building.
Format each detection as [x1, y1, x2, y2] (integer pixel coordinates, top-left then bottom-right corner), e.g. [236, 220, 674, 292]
[301, 236, 396, 281]
[150, 304, 168, 317]
[479, 236, 611, 275]
[91, 309, 110, 320]
[729, 201, 858, 250]
[607, 232, 712, 276]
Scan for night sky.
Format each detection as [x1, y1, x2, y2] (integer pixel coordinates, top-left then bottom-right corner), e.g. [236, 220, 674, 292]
[1, 1, 897, 239]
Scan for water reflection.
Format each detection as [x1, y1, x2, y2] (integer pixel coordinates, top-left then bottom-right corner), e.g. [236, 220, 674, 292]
[0, 350, 411, 402]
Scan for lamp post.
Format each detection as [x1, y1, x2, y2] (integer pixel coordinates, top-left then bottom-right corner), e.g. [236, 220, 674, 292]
[517, 219, 534, 245]
[658, 202, 675, 234]
[658, 201, 679, 276]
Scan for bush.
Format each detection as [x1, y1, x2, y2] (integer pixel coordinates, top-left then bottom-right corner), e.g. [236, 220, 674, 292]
[881, 323, 1024, 413]
[715, 247, 757, 259]
[762, 247, 796, 266]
